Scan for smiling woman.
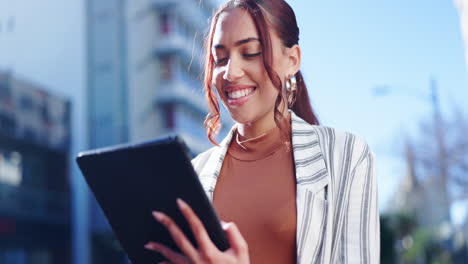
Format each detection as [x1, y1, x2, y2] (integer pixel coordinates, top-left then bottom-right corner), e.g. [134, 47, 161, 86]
[204, 0, 319, 145]
[145, 1, 380, 263]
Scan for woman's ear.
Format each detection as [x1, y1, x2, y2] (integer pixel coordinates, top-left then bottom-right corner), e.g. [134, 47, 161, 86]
[286, 44, 301, 75]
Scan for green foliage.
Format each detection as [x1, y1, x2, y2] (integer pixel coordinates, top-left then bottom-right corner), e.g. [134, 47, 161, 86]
[402, 228, 433, 262]
[381, 210, 457, 263]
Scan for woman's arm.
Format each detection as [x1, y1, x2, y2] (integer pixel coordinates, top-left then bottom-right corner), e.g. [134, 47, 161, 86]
[344, 150, 380, 263]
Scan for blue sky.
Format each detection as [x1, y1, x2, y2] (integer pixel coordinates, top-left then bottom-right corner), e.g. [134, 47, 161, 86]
[286, 0, 468, 223]
[1, 0, 467, 223]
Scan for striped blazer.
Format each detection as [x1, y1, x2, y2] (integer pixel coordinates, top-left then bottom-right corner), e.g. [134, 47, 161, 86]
[191, 111, 380, 263]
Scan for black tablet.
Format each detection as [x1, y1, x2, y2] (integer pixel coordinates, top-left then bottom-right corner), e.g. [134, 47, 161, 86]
[76, 136, 229, 263]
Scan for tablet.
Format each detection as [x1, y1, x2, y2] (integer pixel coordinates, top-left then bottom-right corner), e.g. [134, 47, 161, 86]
[76, 136, 229, 263]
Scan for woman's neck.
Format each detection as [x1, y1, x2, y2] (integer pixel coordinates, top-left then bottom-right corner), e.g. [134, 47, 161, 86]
[236, 110, 289, 140]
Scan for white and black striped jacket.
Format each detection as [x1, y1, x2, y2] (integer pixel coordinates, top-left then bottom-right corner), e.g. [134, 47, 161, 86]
[192, 111, 380, 263]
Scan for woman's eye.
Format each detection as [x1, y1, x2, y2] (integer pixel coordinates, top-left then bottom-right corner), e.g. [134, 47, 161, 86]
[214, 58, 227, 65]
[243, 52, 262, 58]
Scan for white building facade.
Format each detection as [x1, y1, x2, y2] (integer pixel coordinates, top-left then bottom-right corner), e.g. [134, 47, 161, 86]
[126, 0, 221, 152]
[455, 0, 468, 71]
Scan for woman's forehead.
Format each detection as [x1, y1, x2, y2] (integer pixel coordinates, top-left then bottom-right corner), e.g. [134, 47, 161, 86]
[212, 8, 259, 45]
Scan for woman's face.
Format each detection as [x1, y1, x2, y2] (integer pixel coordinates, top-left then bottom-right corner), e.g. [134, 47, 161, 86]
[211, 8, 290, 125]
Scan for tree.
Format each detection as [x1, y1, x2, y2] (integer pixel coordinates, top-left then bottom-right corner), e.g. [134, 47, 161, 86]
[412, 107, 468, 205]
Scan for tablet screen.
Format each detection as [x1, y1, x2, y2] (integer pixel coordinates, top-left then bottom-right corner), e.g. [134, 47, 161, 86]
[76, 136, 229, 263]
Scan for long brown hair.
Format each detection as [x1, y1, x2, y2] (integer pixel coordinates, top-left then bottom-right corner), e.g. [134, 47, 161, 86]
[203, 0, 319, 145]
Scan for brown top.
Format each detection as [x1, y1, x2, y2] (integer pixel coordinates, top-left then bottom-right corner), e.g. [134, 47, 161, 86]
[213, 116, 297, 264]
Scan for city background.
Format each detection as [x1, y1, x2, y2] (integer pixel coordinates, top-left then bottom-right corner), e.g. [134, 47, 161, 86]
[0, 0, 467, 263]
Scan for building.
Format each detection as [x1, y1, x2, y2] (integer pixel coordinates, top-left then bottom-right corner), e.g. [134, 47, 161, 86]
[80, 0, 227, 263]
[85, 0, 130, 262]
[0, 71, 71, 263]
[126, 0, 223, 151]
[455, 0, 468, 71]
[87, 0, 129, 149]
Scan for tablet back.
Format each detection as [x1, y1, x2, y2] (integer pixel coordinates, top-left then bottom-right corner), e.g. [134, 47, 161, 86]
[76, 136, 229, 263]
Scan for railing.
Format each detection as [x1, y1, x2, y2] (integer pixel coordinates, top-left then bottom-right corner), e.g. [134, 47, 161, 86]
[0, 183, 70, 225]
[156, 78, 207, 115]
[152, 0, 208, 30]
[154, 32, 190, 57]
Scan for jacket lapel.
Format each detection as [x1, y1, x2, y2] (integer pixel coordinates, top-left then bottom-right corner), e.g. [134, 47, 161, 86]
[291, 112, 329, 264]
[197, 126, 235, 202]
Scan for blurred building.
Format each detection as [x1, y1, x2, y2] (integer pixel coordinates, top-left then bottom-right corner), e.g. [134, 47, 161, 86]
[85, 0, 130, 263]
[126, 0, 219, 151]
[80, 0, 226, 263]
[0, 71, 71, 263]
[87, 0, 129, 149]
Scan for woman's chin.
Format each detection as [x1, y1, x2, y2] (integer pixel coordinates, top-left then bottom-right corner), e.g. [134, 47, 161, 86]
[228, 111, 256, 125]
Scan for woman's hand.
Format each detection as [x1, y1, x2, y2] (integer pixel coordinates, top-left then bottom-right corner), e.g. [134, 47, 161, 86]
[144, 198, 250, 264]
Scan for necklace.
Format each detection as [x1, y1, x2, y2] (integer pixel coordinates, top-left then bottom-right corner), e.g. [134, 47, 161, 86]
[235, 131, 267, 150]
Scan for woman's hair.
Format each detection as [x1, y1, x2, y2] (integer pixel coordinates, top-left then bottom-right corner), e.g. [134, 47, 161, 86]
[203, 0, 319, 145]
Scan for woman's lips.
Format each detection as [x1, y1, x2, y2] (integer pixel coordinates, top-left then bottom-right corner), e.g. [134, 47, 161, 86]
[225, 87, 256, 107]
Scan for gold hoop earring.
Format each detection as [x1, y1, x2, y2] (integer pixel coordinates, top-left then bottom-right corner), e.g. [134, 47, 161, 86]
[286, 75, 297, 108]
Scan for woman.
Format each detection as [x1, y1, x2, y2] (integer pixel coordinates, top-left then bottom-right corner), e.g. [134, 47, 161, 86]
[145, 0, 380, 263]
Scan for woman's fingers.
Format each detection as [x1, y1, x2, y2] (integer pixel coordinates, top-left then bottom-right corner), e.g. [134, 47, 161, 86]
[176, 198, 217, 253]
[144, 242, 186, 264]
[149, 201, 248, 263]
[222, 222, 248, 255]
[152, 211, 200, 262]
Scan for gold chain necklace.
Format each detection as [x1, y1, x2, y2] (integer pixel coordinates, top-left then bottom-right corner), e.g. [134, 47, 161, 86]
[235, 131, 267, 150]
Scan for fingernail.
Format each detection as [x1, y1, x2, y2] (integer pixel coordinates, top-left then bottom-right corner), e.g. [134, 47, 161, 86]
[152, 211, 164, 221]
[176, 198, 187, 209]
[144, 243, 155, 250]
[221, 222, 231, 230]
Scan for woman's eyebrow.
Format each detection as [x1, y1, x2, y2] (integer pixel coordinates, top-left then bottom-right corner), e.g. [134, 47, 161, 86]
[214, 37, 260, 50]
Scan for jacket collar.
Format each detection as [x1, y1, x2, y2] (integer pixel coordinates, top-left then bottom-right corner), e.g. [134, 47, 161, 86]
[289, 111, 329, 193]
[199, 111, 329, 200]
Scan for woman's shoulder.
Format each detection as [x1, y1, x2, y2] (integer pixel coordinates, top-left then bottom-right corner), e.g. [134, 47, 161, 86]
[311, 125, 370, 152]
[191, 146, 218, 174]
[291, 113, 371, 157]
[291, 114, 373, 171]
[309, 125, 374, 174]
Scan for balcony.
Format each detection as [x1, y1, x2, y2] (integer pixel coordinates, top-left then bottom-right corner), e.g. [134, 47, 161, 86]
[0, 183, 70, 225]
[152, 0, 208, 30]
[153, 33, 204, 72]
[155, 73, 207, 116]
[153, 32, 192, 58]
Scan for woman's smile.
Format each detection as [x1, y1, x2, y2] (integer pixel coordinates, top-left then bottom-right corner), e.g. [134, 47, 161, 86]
[224, 85, 257, 107]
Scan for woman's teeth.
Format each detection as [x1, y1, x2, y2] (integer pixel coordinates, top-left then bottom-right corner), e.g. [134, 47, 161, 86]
[226, 88, 255, 99]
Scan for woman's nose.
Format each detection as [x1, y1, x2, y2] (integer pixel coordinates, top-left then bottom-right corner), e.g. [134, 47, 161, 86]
[223, 59, 244, 82]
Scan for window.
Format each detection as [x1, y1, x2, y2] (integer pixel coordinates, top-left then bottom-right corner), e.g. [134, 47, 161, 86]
[0, 114, 15, 135]
[19, 95, 33, 111]
[0, 77, 12, 110]
[0, 249, 27, 264]
[0, 151, 22, 186]
[164, 103, 175, 129]
[161, 55, 173, 80]
[159, 12, 170, 34]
